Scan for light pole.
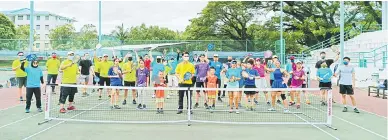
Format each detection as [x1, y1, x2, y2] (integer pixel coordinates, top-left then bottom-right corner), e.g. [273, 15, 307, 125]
[29, 1, 34, 53]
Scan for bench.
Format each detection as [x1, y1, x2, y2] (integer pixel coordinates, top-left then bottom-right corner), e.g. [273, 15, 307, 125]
[368, 86, 387, 99]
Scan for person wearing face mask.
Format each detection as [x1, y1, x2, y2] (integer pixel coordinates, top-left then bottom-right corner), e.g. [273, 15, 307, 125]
[175, 52, 195, 114]
[12, 52, 28, 101]
[122, 53, 137, 105]
[98, 54, 113, 100]
[78, 53, 94, 97]
[58, 51, 79, 113]
[316, 62, 333, 106]
[46, 52, 60, 94]
[334, 57, 359, 113]
[208, 54, 223, 102]
[315, 51, 339, 69]
[194, 54, 210, 109]
[20, 60, 44, 113]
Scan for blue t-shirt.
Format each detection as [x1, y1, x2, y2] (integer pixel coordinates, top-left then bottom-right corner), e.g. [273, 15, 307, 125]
[152, 62, 165, 77]
[25, 67, 43, 88]
[316, 68, 332, 83]
[209, 61, 223, 79]
[244, 68, 259, 86]
[237, 67, 244, 87]
[286, 63, 293, 78]
[226, 68, 242, 87]
[168, 60, 178, 74]
[337, 66, 354, 85]
[108, 67, 122, 86]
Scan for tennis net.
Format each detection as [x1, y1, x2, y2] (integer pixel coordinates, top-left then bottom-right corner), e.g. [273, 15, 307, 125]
[42, 84, 333, 128]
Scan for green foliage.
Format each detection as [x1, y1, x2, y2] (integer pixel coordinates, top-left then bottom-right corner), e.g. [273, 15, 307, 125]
[15, 25, 38, 50]
[75, 24, 98, 49]
[110, 23, 130, 45]
[128, 23, 180, 41]
[48, 24, 76, 50]
[0, 13, 16, 50]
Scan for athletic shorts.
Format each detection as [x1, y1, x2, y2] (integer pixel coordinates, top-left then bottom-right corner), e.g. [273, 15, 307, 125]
[255, 78, 268, 88]
[244, 85, 256, 95]
[302, 84, 307, 88]
[195, 82, 205, 92]
[124, 81, 136, 87]
[155, 98, 165, 103]
[78, 75, 89, 83]
[319, 82, 332, 88]
[111, 83, 122, 86]
[99, 77, 110, 86]
[339, 84, 354, 95]
[227, 81, 239, 89]
[17, 77, 27, 88]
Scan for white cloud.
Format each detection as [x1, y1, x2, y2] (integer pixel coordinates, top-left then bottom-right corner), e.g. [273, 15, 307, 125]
[0, 1, 208, 34]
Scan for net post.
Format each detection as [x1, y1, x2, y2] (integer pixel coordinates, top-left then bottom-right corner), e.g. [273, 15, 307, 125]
[326, 89, 337, 130]
[187, 87, 191, 126]
[39, 84, 54, 125]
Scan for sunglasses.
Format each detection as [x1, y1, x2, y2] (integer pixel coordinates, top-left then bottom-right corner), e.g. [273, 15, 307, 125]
[104, 56, 108, 57]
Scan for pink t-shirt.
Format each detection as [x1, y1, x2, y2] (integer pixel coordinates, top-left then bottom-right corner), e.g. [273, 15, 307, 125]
[253, 65, 265, 77]
[291, 69, 305, 87]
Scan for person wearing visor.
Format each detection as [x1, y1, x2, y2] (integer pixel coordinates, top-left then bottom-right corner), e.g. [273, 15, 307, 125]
[12, 52, 28, 101]
[58, 51, 78, 113]
[46, 52, 60, 93]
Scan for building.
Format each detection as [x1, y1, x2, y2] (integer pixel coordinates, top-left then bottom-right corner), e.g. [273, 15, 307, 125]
[0, 8, 76, 51]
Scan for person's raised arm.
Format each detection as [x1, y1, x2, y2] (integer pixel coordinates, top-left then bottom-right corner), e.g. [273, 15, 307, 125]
[176, 49, 180, 61]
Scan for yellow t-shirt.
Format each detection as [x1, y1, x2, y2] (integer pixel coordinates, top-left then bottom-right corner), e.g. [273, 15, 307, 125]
[93, 57, 101, 73]
[60, 60, 78, 84]
[99, 60, 113, 78]
[46, 58, 60, 74]
[122, 61, 137, 82]
[175, 62, 195, 84]
[12, 59, 28, 77]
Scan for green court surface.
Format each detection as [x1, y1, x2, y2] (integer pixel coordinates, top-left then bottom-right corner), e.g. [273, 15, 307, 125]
[0, 90, 386, 140]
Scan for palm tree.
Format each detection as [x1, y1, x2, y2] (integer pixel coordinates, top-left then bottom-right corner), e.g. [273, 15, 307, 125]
[111, 23, 130, 45]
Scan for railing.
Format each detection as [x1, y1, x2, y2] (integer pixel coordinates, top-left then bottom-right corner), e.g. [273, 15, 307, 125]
[349, 45, 388, 68]
[360, 24, 382, 33]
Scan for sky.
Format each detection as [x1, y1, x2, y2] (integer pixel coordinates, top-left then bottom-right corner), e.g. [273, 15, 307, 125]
[0, 1, 208, 34]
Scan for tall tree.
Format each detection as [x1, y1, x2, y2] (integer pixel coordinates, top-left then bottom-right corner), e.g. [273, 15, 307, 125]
[128, 23, 180, 41]
[76, 24, 98, 49]
[111, 23, 130, 45]
[15, 25, 38, 50]
[0, 13, 16, 50]
[48, 24, 76, 50]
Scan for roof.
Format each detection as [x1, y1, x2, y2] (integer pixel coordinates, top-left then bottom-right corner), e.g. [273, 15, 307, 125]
[0, 8, 76, 22]
[100, 42, 190, 51]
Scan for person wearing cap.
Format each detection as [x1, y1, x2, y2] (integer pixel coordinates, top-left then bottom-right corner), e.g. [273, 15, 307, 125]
[193, 54, 210, 109]
[21, 59, 44, 113]
[98, 54, 113, 100]
[58, 51, 78, 113]
[122, 52, 137, 105]
[46, 52, 60, 93]
[175, 52, 195, 114]
[208, 53, 223, 102]
[289, 60, 305, 109]
[12, 52, 28, 101]
[78, 53, 94, 97]
[151, 55, 165, 98]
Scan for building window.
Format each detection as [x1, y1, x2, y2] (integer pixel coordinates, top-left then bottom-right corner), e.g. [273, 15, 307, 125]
[45, 25, 49, 30]
[36, 25, 40, 30]
[45, 43, 49, 48]
[36, 43, 40, 48]
[45, 34, 49, 39]
[18, 15, 23, 20]
[45, 16, 49, 20]
[27, 15, 30, 20]
[37, 16, 40, 20]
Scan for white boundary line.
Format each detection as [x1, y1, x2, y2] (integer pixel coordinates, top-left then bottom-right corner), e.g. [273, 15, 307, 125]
[0, 103, 24, 112]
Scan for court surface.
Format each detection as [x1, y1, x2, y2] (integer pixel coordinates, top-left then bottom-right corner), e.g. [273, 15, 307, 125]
[0, 84, 386, 140]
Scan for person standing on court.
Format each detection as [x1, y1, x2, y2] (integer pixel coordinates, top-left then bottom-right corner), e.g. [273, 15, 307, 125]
[175, 52, 195, 114]
[194, 54, 210, 109]
[21, 60, 44, 113]
[334, 57, 359, 113]
[98, 54, 113, 100]
[208, 54, 223, 102]
[59, 51, 78, 113]
[46, 52, 60, 93]
[78, 53, 94, 97]
[12, 52, 28, 101]
[122, 53, 137, 105]
[151, 56, 165, 98]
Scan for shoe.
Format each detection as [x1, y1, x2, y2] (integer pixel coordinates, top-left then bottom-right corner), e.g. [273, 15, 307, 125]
[277, 100, 281, 104]
[221, 95, 225, 98]
[152, 94, 155, 98]
[321, 102, 326, 106]
[194, 103, 199, 109]
[306, 100, 311, 105]
[59, 108, 66, 113]
[267, 101, 270, 105]
[289, 102, 295, 106]
[137, 104, 143, 109]
[114, 105, 121, 109]
[268, 108, 275, 111]
[25, 109, 30, 113]
[210, 107, 214, 113]
[142, 104, 147, 109]
[190, 111, 193, 114]
[82, 93, 87, 97]
[354, 108, 360, 113]
[283, 109, 290, 113]
[235, 109, 240, 114]
[67, 106, 76, 111]
[20, 97, 23, 101]
[238, 103, 242, 108]
[108, 95, 111, 98]
[132, 100, 136, 104]
[332, 100, 336, 103]
[37, 108, 43, 112]
[156, 109, 160, 114]
[342, 107, 348, 112]
[122, 100, 127, 105]
[250, 107, 255, 111]
[177, 110, 183, 114]
[248, 99, 251, 103]
[92, 89, 95, 93]
[218, 97, 223, 102]
[98, 96, 102, 100]
[166, 95, 171, 99]
[254, 100, 259, 105]
[204, 103, 209, 108]
[110, 106, 114, 110]
[296, 105, 300, 109]
[160, 109, 164, 114]
[229, 109, 233, 113]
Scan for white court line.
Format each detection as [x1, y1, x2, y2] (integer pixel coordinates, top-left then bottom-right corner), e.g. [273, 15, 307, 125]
[0, 103, 24, 112]
[22, 100, 109, 140]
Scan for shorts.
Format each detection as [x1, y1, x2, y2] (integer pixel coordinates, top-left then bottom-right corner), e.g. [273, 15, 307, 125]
[302, 84, 307, 88]
[195, 82, 205, 92]
[99, 77, 110, 87]
[124, 81, 136, 87]
[270, 80, 274, 86]
[319, 82, 332, 88]
[167, 75, 178, 87]
[287, 78, 292, 86]
[155, 98, 165, 103]
[78, 75, 89, 83]
[339, 84, 354, 95]
[17, 77, 27, 88]
[244, 85, 256, 95]
[227, 81, 239, 89]
[111, 83, 122, 86]
[255, 78, 268, 88]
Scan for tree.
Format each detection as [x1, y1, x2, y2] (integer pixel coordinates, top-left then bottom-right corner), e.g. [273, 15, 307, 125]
[111, 23, 130, 45]
[0, 13, 16, 50]
[128, 23, 180, 41]
[76, 24, 98, 49]
[48, 24, 76, 50]
[15, 25, 38, 50]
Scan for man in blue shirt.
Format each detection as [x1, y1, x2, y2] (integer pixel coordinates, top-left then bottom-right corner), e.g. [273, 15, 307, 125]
[208, 54, 223, 102]
[21, 60, 44, 113]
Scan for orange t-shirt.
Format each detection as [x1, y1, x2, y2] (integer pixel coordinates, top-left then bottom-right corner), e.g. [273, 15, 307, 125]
[206, 75, 218, 96]
[155, 77, 166, 98]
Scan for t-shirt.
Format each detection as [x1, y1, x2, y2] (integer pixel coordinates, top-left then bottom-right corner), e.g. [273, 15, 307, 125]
[175, 61, 195, 84]
[209, 61, 223, 79]
[79, 60, 93, 75]
[336, 66, 354, 85]
[291, 69, 305, 87]
[12, 59, 28, 77]
[136, 68, 149, 86]
[315, 59, 334, 69]
[46, 58, 60, 75]
[93, 57, 101, 73]
[99, 61, 113, 78]
[244, 68, 259, 86]
[226, 68, 241, 87]
[195, 63, 210, 82]
[253, 65, 265, 77]
[316, 68, 333, 83]
[25, 67, 43, 88]
[168, 60, 178, 74]
[144, 59, 151, 70]
[60, 60, 78, 84]
[237, 67, 244, 86]
[122, 61, 136, 82]
[152, 62, 165, 77]
[108, 66, 122, 86]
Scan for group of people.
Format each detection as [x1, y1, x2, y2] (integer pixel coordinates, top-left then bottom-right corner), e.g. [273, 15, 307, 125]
[12, 48, 360, 114]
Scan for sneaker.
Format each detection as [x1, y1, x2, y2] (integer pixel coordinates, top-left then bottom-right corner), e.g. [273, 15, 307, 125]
[254, 100, 259, 105]
[221, 95, 225, 98]
[217, 97, 223, 102]
[235, 109, 240, 114]
[67, 106, 76, 111]
[248, 99, 251, 103]
[59, 108, 66, 113]
[156, 109, 160, 114]
[37, 108, 43, 112]
[110, 106, 114, 110]
[20, 97, 23, 101]
[160, 109, 164, 114]
[166, 95, 171, 99]
[354, 108, 360, 113]
[283, 109, 290, 113]
[108, 95, 111, 98]
[321, 102, 326, 106]
[229, 109, 233, 113]
[137, 104, 143, 109]
[114, 105, 121, 109]
[250, 107, 255, 111]
[194, 103, 199, 109]
[122, 100, 127, 105]
[210, 107, 214, 113]
[142, 104, 147, 109]
[289, 102, 295, 106]
[82, 93, 87, 97]
[25, 109, 30, 113]
[296, 105, 300, 109]
[238, 103, 242, 107]
[152, 94, 155, 98]
[268, 108, 275, 111]
[277, 100, 281, 104]
[306, 100, 311, 105]
[267, 101, 270, 105]
[177, 110, 183, 114]
[204, 103, 209, 108]
[342, 107, 348, 112]
[132, 100, 137, 104]
[98, 96, 102, 100]
[190, 111, 193, 114]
